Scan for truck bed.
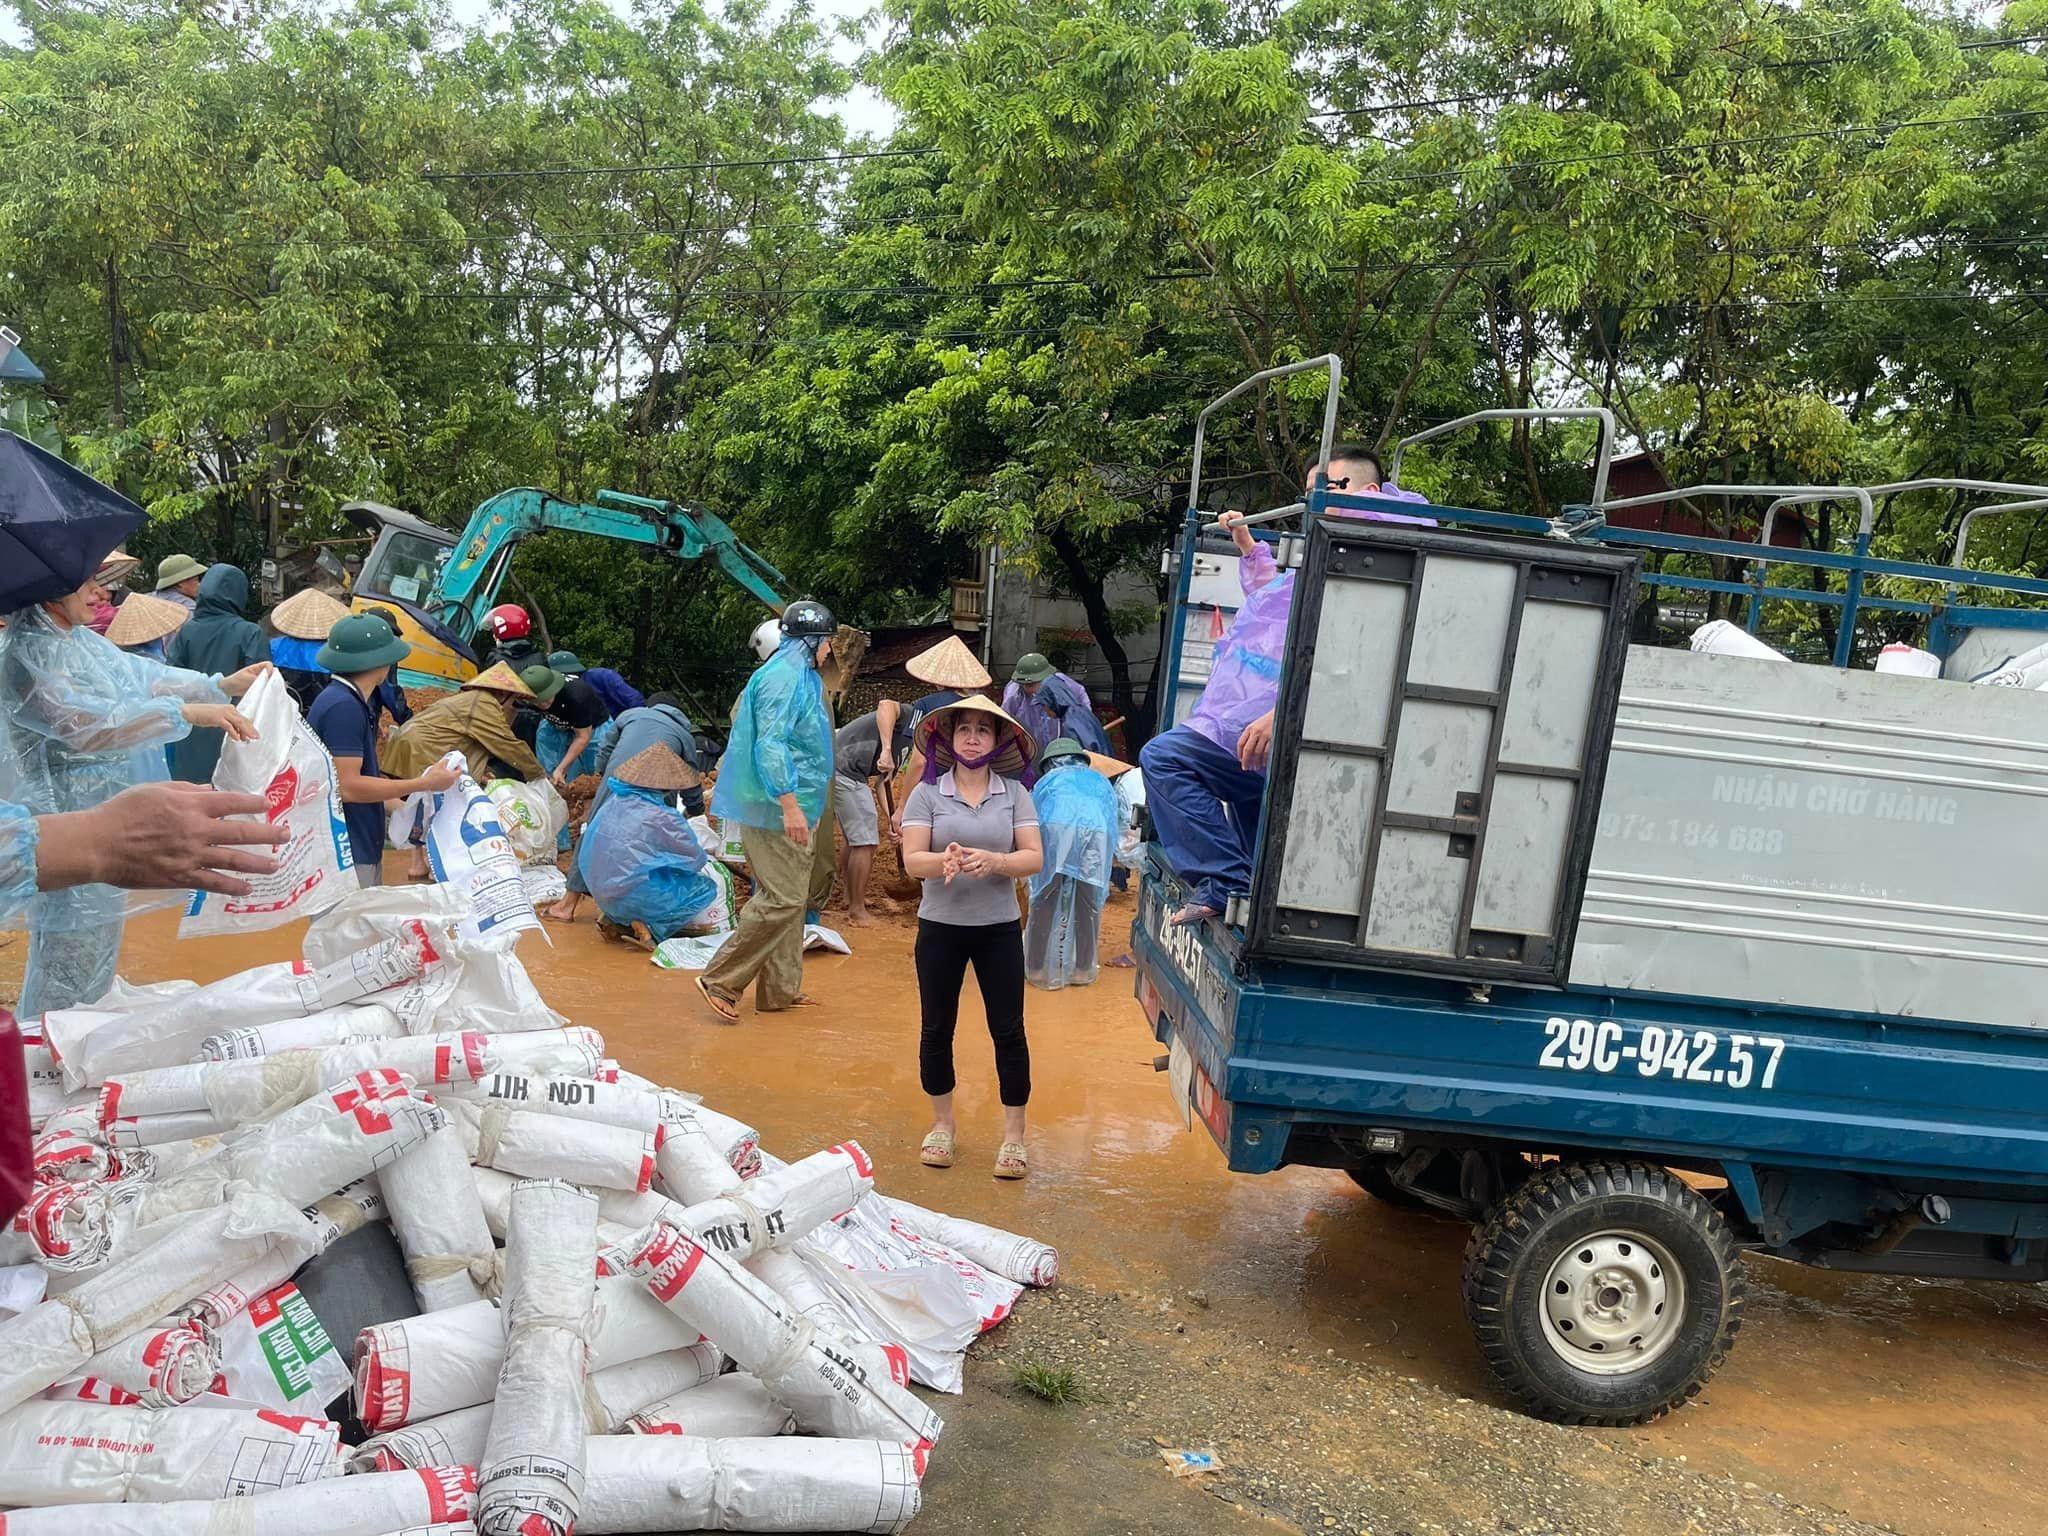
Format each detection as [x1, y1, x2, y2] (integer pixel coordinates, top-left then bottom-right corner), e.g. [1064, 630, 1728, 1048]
[1133, 856, 2048, 1204]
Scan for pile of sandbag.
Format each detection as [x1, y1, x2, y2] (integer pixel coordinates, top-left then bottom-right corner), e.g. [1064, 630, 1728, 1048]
[0, 882, 1057, 1532]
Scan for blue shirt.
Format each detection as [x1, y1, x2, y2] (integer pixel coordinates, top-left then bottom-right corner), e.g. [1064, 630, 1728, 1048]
[307, 677, 385, 867]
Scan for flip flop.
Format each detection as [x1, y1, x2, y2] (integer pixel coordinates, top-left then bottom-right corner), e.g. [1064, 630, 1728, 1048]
[694, 976, 740, 1024]
[920, 1129, 955, 1168]
[993, 1141, 1028, 1180]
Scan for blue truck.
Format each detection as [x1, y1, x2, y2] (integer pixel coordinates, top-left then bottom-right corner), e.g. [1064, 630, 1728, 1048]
[1132, 358, 2048, 1426]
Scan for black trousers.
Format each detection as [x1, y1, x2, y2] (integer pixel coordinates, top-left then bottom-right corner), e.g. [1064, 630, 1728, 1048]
[915, 918, 1031, 1107]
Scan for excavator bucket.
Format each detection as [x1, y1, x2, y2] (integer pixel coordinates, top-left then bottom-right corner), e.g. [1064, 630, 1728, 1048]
[821, 624, 870, 705]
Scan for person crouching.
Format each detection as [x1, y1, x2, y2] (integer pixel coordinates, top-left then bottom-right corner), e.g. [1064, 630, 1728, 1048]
[576, 744, 720, 951]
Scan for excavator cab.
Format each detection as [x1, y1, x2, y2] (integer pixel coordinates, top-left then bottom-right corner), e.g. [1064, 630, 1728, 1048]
[340, 501, 482, 688]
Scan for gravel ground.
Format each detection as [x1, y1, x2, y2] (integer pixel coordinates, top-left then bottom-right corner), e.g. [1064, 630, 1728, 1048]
[958, 1282, 1898, 1536]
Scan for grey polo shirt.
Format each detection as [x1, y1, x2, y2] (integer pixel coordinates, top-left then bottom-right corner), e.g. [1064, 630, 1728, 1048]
[901, 771, 1038, 926]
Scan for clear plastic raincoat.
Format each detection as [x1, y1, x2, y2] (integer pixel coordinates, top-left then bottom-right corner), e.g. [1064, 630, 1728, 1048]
[1024, 759, 1123, 991]
[574, 780, 719, 940]
[0, 603, 227, 1014]
[709, 637, 833, 830]
[0, 803, 36, 928]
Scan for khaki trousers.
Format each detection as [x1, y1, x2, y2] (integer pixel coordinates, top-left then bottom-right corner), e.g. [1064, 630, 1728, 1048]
[807, 780, 838, 914]
[704, 820, 814, 1011]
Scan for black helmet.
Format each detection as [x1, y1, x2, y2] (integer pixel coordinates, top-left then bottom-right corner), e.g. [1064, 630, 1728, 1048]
[780, 598, 836, 639]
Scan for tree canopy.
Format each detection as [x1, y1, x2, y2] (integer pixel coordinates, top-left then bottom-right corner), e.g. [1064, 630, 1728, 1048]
[6, 0, 2048, 724]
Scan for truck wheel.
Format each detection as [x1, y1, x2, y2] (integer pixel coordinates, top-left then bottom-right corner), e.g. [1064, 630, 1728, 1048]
[1461, 1161, 1745, 1426]
[1345, 1160, 1436, 1213]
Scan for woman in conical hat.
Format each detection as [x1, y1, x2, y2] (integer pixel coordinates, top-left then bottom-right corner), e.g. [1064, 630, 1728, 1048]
[898, 694, 1045, 1181]
[576, 744, 717, 950]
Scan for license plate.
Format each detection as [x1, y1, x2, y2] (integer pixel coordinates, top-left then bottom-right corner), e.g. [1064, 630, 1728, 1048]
[1166, 1035, 1195, 1131]
[1147, 892, 1207, 1000]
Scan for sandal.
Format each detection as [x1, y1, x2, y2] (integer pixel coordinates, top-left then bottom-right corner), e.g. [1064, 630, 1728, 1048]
[993, 1141, 1028, 1180]
[920, 1129, 955, 1168]
[694, 976, 741, 1024]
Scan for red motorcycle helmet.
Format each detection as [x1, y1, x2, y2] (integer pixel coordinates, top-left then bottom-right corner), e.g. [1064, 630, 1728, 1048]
[482, 603, 531, 642]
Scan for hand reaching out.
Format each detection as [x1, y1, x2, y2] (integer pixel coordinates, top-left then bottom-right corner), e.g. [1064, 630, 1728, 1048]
[183, 701, 259, 742]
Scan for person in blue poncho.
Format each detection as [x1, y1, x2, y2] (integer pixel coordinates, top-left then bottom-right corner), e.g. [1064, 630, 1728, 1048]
[574, 744, 719, 950]
[1023, 737, 1124, 990]
[694, 599, 837, 1023]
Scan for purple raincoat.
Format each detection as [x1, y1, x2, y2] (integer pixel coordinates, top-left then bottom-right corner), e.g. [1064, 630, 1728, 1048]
[1184, 485, 1434, 755]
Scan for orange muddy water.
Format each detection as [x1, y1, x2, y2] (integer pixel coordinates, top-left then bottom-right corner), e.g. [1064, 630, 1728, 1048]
[105, 879, 2048, 1536]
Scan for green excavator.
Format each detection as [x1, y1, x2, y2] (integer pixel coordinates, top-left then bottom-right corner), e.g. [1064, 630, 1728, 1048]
[339, 486, 864, 696]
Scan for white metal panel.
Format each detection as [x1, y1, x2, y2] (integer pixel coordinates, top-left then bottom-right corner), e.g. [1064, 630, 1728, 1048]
[1474, 777, 1576, 934]
[1570, 646, 2048, 1028]
[1384, 701, 1490, 817]
[1499, 602, 1605, 770]
[1364, 828, 1465, 956]
[1406, 557, 1516, 691]
[1301, 579, 1408, 749]
[1275, 751, 1378, 914]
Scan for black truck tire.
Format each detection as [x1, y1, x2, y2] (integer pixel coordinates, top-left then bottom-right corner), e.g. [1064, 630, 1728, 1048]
[1461, 1161, 1745, 1425]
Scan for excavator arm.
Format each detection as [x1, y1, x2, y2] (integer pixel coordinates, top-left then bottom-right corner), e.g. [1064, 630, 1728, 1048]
[429, 487, 792, 640]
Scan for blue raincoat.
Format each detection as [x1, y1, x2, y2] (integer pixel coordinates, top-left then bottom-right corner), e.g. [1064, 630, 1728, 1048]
[1023, 757, 1122, 990]
[574, 779, 719, 940]
[0, 604, 226, 1014]
[710, 637, 832, 830]
[579, 667, 644, 718]
[1028, 759, 1122, 898]
[537, 716, 618, 784]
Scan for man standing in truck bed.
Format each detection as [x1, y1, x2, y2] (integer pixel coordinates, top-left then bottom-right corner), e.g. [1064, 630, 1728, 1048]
[1141, 445, 1431, 926]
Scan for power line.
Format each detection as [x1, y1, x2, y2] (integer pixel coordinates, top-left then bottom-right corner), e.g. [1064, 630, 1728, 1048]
[1306, 33, 2048, 120]
[421, 145, 940, 182]
[410, 91, 2048, 190]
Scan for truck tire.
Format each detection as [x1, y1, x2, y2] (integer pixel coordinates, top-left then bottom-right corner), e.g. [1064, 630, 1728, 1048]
[1461, 1161, 1745, 1425]
[1344, 1160, 1437, 1213]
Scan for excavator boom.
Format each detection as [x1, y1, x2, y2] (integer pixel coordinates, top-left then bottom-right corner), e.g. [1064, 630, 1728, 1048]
[430, 487, 790, 639]
[343, 486, 864, 697]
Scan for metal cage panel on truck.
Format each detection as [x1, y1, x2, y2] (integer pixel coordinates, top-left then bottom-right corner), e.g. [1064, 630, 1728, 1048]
[1246, 521, 1638, 985]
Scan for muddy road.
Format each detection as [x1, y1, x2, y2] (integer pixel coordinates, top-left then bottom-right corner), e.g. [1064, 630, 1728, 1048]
[77, 881, 2048, 1535]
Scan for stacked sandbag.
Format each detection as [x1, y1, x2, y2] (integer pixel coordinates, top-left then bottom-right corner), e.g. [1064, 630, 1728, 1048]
[2, 885, 1058, 1533]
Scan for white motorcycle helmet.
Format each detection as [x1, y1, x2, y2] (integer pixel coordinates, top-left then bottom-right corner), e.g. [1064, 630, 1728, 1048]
[749, 618, 782, 662]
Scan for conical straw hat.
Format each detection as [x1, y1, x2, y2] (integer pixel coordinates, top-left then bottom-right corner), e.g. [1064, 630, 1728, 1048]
[462, 660, 537, 699]
[614, 744, 699, 791]
[1087, 750, 1136, 779]
[105, 592, 190, 648]
[94, 548, 142, 588]
[270, 587, 352, 641]
[906, 634, 992, 691]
